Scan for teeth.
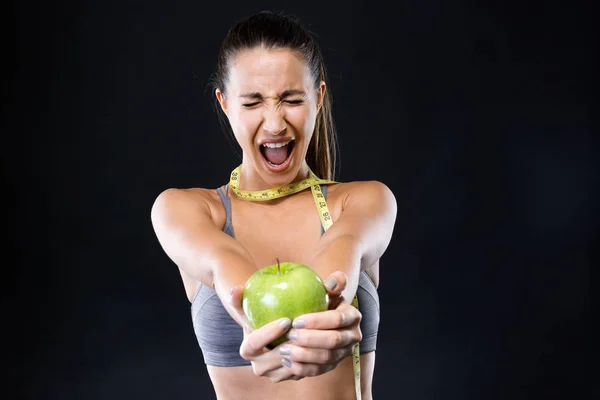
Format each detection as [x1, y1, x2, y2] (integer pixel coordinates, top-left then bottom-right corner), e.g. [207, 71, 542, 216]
[262, 140, 291, 148]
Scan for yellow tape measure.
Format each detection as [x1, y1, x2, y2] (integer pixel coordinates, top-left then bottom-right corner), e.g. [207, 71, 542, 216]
[229, 165, 362, 400]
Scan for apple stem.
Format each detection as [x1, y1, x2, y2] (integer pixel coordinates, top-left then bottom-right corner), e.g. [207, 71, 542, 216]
[277, 257, 280, 274]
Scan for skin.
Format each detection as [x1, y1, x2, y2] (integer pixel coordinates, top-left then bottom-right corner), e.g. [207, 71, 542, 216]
[151, 46, 397, 400]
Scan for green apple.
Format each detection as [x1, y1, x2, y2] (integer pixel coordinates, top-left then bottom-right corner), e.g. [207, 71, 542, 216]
[242, 259, 329, 347]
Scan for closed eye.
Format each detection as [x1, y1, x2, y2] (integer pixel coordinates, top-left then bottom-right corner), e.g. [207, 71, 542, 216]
[243, 100, 303, 108]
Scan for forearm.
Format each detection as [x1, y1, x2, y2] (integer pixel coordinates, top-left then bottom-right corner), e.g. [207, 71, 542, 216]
[210, 247, 257, 327]
[308, 234, 364, 303]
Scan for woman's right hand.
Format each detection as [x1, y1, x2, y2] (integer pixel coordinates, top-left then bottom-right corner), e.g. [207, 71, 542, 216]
[230, 286, 303, 383]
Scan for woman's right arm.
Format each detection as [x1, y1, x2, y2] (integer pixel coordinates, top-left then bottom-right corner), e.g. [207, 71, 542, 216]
[150, 188, 256, 328]
[151, 188, 356, 382]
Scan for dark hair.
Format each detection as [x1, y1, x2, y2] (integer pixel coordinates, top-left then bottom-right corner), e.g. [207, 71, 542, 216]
[211, 11, 338, 180]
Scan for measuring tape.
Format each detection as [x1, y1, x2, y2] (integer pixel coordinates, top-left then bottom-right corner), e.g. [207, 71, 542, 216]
[229, 164, 362, 400]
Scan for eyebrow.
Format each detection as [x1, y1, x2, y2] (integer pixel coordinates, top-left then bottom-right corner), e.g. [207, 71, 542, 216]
[239, 89, 307, 100]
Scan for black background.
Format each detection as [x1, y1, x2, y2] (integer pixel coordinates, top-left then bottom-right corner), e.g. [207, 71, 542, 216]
[3, 0, 595, 399]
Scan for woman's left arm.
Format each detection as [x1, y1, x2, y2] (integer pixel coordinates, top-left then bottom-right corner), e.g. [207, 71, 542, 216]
[272, 181, 396, 377]
[309, 180, 397, 301]
[233, 181, 397, 380]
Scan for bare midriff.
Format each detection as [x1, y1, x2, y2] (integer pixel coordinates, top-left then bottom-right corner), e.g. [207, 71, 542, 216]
[207, 353, 375, 400]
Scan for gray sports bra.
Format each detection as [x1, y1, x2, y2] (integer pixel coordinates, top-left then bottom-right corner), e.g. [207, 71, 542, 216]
[191, 184, 380, 367]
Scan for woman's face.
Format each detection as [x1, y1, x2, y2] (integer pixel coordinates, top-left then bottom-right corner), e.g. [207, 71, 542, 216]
[216, 47, 325, 188]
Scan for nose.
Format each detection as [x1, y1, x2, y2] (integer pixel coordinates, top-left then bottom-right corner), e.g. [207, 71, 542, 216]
[262, 108, 287, 135]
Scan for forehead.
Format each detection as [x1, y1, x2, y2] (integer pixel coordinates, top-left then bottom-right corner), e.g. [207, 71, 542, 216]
[227, 47, 312, 95]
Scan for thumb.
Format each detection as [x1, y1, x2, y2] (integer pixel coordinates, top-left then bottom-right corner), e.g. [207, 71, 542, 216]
[230, 285, 252, 332]
[323, 271, 348, 296]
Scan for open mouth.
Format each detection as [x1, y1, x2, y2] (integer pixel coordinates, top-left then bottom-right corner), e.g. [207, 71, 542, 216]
[259, 139, 295, 169]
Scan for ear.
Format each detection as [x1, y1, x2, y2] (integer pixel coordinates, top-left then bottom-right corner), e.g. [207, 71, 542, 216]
[317, 81, 327, 111]
[216, 88, 228, 114]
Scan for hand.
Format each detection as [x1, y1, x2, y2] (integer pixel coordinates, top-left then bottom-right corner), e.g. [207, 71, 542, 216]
[229, 271, 362, 382]
[230, 285, 300, 383]
[279, 271, 363, 377]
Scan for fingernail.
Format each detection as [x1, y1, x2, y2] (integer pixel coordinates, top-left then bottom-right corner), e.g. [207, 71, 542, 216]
[292, 319, 305, 329]
[325, 277, 337, 291]
[282, 358, 292, 368]
[287, 329, 297, 341]
[279, 346, 291, 356]
[279, 318, 291, 329]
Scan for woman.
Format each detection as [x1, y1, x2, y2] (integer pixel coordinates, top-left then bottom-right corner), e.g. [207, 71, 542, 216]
[151, 11, 397, 400]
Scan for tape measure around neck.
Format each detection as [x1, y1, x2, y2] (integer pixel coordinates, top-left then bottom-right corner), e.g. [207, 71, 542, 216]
[228, 165, 362, 400]
[228, 165, 336, 201]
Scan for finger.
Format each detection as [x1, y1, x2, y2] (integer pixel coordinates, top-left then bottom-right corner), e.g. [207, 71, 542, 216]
[239, 318, 292, 359]
[230, 285, 252, 332]
[293, 303, 361, 330]
[286, 326, 361, 349]
[247, 344, 288, 377]
[323, 271, 348, 296]
[263, 364, 304, 382]
[249, 348, 305, 382]
[279, 343, 351, 365]
[281, 359, 336, 378]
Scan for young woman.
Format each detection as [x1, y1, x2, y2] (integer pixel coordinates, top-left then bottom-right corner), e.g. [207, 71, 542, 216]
[151, 11, 397, 400]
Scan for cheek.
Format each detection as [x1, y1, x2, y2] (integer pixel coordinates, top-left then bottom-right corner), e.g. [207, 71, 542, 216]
[287, 107, 316, 135]
[229, 109, 263, 138]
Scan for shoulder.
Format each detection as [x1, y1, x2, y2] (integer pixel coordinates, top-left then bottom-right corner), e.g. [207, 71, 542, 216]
[328, 180, 396, 213]
[150, 186, 227, 227]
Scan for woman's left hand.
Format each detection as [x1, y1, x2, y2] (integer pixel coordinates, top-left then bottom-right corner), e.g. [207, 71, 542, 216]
[277, 271, 363, 377]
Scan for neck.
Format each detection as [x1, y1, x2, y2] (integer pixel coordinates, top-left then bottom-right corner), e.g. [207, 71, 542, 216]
[237, 160, 311, 191]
